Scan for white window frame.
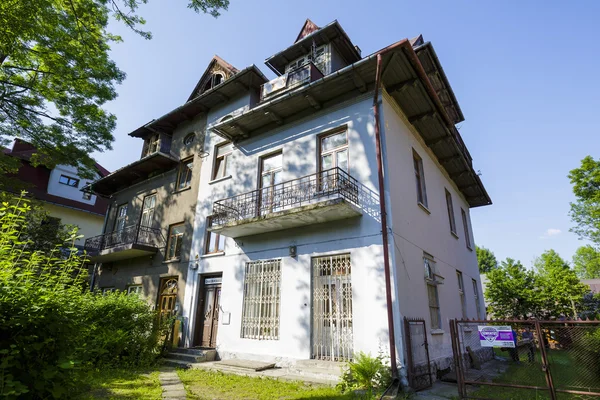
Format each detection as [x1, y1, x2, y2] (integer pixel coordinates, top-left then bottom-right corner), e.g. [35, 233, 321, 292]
[424, 254, 441, 330]
[473, 279, 482, 319]
[166, 222, 184, 260]
[212, 142, 233, 181]
[445, 189, 457, 235]
[176, 157, 194, 190]
[461, 208, 472, 250]
[240, 259, 281, 340]
[127, 285, 143, 295]
[413, 150, 427, 208]
[457, 270, 467, 319]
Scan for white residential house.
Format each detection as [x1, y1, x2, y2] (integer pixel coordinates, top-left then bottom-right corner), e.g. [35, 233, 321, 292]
[178, 19, 491, 381]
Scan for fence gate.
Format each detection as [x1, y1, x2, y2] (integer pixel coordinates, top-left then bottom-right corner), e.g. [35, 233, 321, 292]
[404, 317, 432, 391]
[450, 319, 600, 400]
[311, 254, 353, 362]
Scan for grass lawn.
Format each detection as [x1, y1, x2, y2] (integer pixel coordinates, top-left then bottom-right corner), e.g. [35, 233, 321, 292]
[78, 368, 162, 399]
[177, 368, 377, 400]
[471, 349, 599, 400]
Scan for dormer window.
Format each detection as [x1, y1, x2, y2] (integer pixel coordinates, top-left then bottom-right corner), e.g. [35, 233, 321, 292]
[202, 72, 225, 93]
[285, 44, 328, 74]
[142, 134, 160, 157]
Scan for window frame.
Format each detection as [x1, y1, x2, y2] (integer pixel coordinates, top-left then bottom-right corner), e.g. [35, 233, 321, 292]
[59, 174, 80, 188]
[240, 259, 282, 340]
[461, 208, 473, 250]
[204, 216, 225, 255]
[139, 194, 156, 228]
[82, 191, 92, 200]
[457, 270, 467, 319]
[114, 203, 128, 231]
[472, 279, 482, 320]
[101, 287, 116, 295]
[427, 282, 441, 330]
[183, 133, 195, 146]
[127, 285, 143, 295]
[176, 157, 194, 190]
[412, 149, 428, 208]
[318, 128, 349, 173]
[445, 189, 457, 236]
[142, 133, 160, 157]
[212, 141, 233, 181]
[166, 222, 185, 261]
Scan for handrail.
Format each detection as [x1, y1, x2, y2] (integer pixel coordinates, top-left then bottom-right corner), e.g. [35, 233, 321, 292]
[211, 167, 373, 226]
[84, 224, 165, 252]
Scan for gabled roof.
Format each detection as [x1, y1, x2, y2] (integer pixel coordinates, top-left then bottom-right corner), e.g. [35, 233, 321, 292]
[187, 55, 240, 102]
[295, 19, 320, 43]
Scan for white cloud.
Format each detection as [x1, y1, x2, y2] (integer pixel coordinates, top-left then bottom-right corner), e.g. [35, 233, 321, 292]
[540, 228, 561, 239]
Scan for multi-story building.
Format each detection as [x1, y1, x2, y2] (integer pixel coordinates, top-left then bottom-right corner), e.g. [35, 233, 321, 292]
[86, 19, 491, 383]
[3, 139, 109, 250]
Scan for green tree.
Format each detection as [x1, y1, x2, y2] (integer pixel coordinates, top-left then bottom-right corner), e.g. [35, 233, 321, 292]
[573, 245, 600, 279]
[476, 245, 498, 273]
[0, 0, 228, 180]
[568, 156, 600, 246]
[534, 249, 589, 319]
[485, 258, 542, 319]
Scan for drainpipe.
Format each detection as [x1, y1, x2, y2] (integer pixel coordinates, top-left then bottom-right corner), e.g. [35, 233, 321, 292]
[372, 52, 399, 378]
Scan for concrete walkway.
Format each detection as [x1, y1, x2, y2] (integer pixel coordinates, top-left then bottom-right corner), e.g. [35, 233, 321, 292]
[158, 367, 187, 400]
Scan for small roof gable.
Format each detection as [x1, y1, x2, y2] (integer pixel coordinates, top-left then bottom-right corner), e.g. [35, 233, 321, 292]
[187, 55, 240, 102]
[295, 19, 320, 43]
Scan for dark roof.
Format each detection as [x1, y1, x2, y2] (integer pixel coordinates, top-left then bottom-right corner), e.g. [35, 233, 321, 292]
[187, 55, 240, 102]
[87, 151, 179, 197]
[129, 65, 268, 138]
[265, 20, 362, 76]
[211, 40, 491, 208]
[295, 19, 321, 43]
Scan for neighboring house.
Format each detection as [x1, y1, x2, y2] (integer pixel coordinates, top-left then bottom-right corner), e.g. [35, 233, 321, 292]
[582, 279, 600, 294]
[3, 139, 109, 250]
[87, 19, 491, 383]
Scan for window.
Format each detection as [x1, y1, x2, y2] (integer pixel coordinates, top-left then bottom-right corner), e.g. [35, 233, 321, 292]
[473, 279, 482, 319]
[445, 189, 457, 235]
[204, 217, 225, 254]
[142, 134, 160, 157]
[424, 254, 441, 330]
[115, 204, 128, 231]
[413, 150, 427, 207]
[212, 142, 233, 180]
[183, 133, 195, 146]
[102, 287, 116, 294]
[127, 285, 143, 295]
[176, 158, 193, 190]
[240, 259, 281, 340]
[461, 208, 472, 249]
[140, 195, 156, 227]
[457, 271, 467, 319]
[59, 174, 79, 187]
[319, 130, 348, 173]
[166, 223, 184, 260]
[202, 73, 225, 93]
[82, 191, 92, 200]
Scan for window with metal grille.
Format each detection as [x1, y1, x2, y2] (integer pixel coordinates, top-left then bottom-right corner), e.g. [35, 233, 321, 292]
[240, 259, 281, 340]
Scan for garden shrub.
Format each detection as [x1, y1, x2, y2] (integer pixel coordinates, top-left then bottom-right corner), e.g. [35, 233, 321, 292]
[573, 327, 600, 378]
[0, 193, 163, 399]
[337, 351, 392, 397]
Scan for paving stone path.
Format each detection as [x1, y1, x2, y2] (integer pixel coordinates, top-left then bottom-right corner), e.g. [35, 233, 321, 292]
[159, 368, 186, 399]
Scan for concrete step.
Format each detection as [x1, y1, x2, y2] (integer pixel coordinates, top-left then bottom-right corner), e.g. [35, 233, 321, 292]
[173, 348, 217, 358]
[295, 359, 346, 372]
[218, 359, 276, 372]
[161, 358, 197, 369]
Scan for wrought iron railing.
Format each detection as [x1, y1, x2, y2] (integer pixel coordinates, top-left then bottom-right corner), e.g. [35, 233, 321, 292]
[84, 224, 165, 253]
[212, 167, 375, 226]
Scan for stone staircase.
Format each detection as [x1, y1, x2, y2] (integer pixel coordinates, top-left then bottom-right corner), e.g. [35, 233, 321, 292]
[162, 348, 217, 368]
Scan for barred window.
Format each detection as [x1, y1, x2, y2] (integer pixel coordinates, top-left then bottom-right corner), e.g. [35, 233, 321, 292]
[240, 259, 281, 340]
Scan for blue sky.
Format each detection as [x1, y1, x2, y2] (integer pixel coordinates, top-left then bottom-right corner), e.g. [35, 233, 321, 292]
[94, 0, 600, 268]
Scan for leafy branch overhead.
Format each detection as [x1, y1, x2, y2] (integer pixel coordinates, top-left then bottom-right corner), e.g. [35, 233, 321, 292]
[0, 0, 229, 181]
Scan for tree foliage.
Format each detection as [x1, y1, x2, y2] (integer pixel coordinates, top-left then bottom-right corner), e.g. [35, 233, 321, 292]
[0, 0, 228, 181]
[476, 245, 498, 274]
[568, 156, 600, 246]
[573, 245, 600, 279]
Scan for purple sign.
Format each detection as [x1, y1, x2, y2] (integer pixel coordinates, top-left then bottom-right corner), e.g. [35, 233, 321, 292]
[478, 325, 515, 348]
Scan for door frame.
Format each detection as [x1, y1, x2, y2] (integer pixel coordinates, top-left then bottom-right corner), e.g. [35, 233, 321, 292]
[193, 272, 223, 348]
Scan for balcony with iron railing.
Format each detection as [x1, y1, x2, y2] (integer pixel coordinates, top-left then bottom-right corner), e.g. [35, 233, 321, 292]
[260, 62, 324, 102]
[209, 167, 379, 238]
[84, 224, 166, 262]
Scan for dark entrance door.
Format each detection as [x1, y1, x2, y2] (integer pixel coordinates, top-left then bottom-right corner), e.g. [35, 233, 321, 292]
[196, 276, 222, 348]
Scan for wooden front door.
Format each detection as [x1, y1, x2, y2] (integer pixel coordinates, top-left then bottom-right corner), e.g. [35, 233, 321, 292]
[198, 276, 222, 348]
[158, 277, 178, 319]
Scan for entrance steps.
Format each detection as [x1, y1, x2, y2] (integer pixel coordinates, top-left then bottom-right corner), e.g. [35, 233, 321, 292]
[161, 348, 217, 368]
[289, 359, 345, 383]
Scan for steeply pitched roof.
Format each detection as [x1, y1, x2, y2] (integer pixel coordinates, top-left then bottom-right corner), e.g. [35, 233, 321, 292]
[295, 19, 320, 43]
[187, 55, 240, 102]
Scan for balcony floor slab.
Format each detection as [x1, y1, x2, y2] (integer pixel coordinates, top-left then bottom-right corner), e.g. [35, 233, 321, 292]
[88, 244, 159, 262]
[209, 198, 361, 238]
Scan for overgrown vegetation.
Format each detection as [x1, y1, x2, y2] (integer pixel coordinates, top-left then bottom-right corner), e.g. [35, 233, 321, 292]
[0, 193, 163, 399]
[337, 352, 392, 398]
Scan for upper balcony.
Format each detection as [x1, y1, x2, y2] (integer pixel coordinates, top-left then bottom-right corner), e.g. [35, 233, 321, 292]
[260, 62, 323, 102]
[209, 168, 378, 238]
[84, 224, 165, 262]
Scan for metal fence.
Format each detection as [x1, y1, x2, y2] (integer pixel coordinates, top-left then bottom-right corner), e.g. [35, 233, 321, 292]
[450, 319, 600, 400]
[404, 317, 432, 391]
[84, 224, 165, 252]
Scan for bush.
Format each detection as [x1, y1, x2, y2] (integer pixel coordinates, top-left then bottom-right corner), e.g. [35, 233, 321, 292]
[0, 193, 163, 399]
[573, 327, 600, 378]
[337, 351, 392, 397]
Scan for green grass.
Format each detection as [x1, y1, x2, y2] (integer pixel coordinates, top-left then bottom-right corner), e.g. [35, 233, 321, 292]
[77, 368, 162, 399]
[177, 368, 372, 400]
[472, 349, 599, 400]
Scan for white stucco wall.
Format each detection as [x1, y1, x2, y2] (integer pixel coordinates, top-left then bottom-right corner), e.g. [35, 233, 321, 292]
[380, 91, 485, 367]
[47, 164, 99, 205]
[183, 94, 395, 364]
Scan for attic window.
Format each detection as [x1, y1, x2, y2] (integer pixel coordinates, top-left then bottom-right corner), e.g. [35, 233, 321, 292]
[202, 72, 225, 93]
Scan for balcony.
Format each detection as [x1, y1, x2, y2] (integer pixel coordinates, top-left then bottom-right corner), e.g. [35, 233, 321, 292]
[84, 224, 166, 262]
[260, 62, 323, 101]
[209, 168, 374, 238]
